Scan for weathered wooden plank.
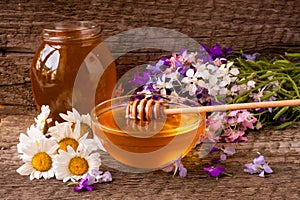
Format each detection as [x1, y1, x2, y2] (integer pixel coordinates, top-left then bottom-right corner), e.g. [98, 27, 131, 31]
[0, 0, 299, 113]
[0, 1, 299, 199]
[0, 0, 299, 53]
[0, 114, 299, 199]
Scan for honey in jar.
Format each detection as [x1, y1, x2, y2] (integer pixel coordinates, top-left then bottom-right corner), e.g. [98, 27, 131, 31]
[30, 21, 116, 124]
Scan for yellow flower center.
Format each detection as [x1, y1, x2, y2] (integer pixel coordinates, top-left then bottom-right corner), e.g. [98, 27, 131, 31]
[58, 138, 79, 152]
[32, 152, 52, 172]
[68, 156, 89, 175]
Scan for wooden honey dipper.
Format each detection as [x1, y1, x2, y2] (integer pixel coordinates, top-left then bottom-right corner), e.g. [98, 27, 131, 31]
[126, 98, 300, 121]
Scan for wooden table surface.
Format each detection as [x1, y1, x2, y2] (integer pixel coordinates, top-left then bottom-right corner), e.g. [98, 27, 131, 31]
[1, 112, 299, 199]
[1, 0, 299, 199]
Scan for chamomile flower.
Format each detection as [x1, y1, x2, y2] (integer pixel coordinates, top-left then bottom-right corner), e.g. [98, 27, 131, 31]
[17, 125, 44, 158]
[49, 121, 98, 152]
[58, 108, 105, 151]
[16, 137, 58, 180]
[35, 105, 52, 134]
[53, 143, 101, 182]
[59, 108, 91, 127]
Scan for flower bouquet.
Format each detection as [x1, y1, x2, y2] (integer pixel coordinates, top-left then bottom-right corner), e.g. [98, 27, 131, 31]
[126, 44, 300, 143]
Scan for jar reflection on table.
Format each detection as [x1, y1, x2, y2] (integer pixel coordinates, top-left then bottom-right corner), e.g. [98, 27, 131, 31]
[30, 21, 116, 124]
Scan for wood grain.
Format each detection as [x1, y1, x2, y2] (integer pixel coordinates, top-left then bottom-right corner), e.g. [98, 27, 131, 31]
[0, 2, 299, 198]
[0, 114, 299, 199]
[0, 0, 299, 114]
[1, 0, 299, 52]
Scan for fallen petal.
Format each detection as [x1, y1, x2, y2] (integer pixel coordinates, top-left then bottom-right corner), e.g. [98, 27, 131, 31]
[259, 171, 265, 177]
[263, 164, 273, 174]
[224, 147, 236, 155]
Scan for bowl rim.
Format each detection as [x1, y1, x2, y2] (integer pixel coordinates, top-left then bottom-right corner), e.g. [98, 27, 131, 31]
[90, 95, 203, 137]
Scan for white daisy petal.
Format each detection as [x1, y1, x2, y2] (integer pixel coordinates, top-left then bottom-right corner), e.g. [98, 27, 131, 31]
[57, 148, 72, 158]
[21, 154, 33, 162]
[72, 108, 81, 121]
[17, 162, 33, 176]
[59, 108, 91, 127]
[47, 142, 59, 155]
[43, 138, 58, 152]
[35, 105, 52, 130]
[73, 121, 81, 139]
[66, 145, 76, 155]
[93, 136, 106, 152]
[46, 170, 55, 179]
[59, 111, 74, 123]
[30, 171, 35, 180]
[19, 133, 30, 144]
[21, 143, 38, 157]
[63, 177, 71, 183]
[34, 170, 42, 179]
[27, 125, 43, 139]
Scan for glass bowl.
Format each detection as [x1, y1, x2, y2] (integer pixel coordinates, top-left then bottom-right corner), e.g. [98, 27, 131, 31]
[91, 95, 206, 170]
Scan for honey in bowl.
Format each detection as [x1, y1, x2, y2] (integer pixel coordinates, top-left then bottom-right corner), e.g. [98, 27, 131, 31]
[91, 95, 206, 169]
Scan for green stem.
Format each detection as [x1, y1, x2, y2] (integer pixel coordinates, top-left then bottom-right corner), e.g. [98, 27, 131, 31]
[229, 79, 280, 104]
[221, 172, 233, 177]
[279, 76, 300, 98]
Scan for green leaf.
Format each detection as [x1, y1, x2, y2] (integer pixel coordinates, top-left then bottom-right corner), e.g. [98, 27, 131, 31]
[273, 106, 289, 120]
[285, 52, 300, 58]
[275, 121, 294, 130]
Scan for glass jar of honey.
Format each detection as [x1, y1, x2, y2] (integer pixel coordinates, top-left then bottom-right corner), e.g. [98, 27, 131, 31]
[30, 21, 116, 124]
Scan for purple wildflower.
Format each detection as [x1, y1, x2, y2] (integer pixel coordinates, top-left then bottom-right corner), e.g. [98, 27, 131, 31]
[220, 154, 227, 161]
[177, 66, 191, 77]
[91, 169, 113, 183]
[71, 170, 112, 192]
[195, 88, 211, 106]
[130, 93, 145, 101]
[211, 158, 220, 164]
[179, 48, 187, 55]
[267, 96, 277, 113]
[221, 110, 259, 142]
[209, 146, 236, 163]
[161, 53, 183, 69]
[144, 83, 157, 93]
[147, 60, 164, 74]
[208, 44, 223, 59]
[129, 70, 150, 86]
[161, 57, 171, 66]
[198, 47, 212, 63]
[175, 60, 184, 69]
[277, 116, 286, 124]
[162, 154, 187, 177]
[203, 165, 226, 178]
[244, 153, 273, 177]
[209, 147, 221, 153]
[73, 174, 94, 192]
[201, 44, 233, 60]
[223, 146, 236, 155]
[242, 53, 260, 61]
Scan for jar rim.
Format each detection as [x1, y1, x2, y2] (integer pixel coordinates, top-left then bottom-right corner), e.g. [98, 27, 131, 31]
[42, 21, 101, 42]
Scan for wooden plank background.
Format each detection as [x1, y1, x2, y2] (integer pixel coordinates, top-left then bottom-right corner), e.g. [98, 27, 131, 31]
[0, 0, 299, 115]
[0, 0, 299, 199]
